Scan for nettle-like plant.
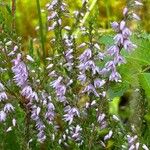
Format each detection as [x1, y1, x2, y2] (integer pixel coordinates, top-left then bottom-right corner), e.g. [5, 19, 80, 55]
[0, 0, 149, 149]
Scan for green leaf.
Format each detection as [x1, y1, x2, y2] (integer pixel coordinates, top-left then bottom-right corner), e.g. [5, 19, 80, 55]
[139, 73, 150, 98]
[107, 82, 129, 100]
[5, 5, 12, 15]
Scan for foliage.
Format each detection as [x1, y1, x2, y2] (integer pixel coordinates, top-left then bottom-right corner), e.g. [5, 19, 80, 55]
[0, 0, 150, 150]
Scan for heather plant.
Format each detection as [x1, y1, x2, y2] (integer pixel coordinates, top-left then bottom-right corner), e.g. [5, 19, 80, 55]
[0, 0, 150, 150]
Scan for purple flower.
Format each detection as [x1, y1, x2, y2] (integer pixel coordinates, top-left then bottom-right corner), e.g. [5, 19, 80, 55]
[114, 34, 124, 45]
[79, 49, 92, 63]
[94, 79, 105, 88]
[0, 110, 6, 122]
[107, 45, 119, 56]
[45, 103, 55, 124]
[114, 54, 126, 65]
[51, 76, 63, 88]
[0, 92, 8, 101]
[64, 106, 80, 124]
[123, 7, 128, 16]
[120, 20, 126, 31]
[12, 54, 28, 87]
[105, 61, 116, 71]
[77, 73, 86, 84]
[4, 103, 14, 113]
[97, 113, 107, 129]
[122, 27, 132, 38]
[123, 40, 137, 52]
[97, 52, 105, 60]
[109, 71, 121, 82]
[104, 130, 113, 141]
[111, 22, 119, 32]
[82, 84, 99, 97]
[70, 125, 82, 142]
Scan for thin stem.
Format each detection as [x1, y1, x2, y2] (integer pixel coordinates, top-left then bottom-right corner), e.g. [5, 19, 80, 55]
[36, 0, 46, 63]
[73, 0, 98, 37]
[12, 0, 16, 31]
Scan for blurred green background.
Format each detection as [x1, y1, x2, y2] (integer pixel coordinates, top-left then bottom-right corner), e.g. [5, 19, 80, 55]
[0, 0, 150, 49]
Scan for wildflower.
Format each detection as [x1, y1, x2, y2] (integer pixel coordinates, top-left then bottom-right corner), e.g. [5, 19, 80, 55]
[0, 92, 8, 101]
[78, 49, 92, 63]
[109, 71, 121, 82]
[94, 79, 105, 88]
[104, 130, 113, 141]
[12, 54, 28, 87]
[0, 110, 6, 122]
[26, 55, 34, 62]
[132, 13, 141, 20]
[64, 106, 80, 124]
[4, 103, 14, 113]
[123, 40, 137, 52]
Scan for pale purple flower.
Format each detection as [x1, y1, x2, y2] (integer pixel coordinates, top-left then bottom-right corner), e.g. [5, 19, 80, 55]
[4, 103, 14, 113]
[123, 40, 137, 52]
[123, 7, 128, 16]
[114, 33, 124, 45]
[107, 45, 119, 56]
[79, 49, 92, 63]
[51, 76, 63, 88]
[111, 22, 119, 32]
[97, 113, 107, 129]
[0, 92, 8, 101]
[70, 125, 82, 142]
[104, 130, 113, 141]
[120, 20, 126, 31]
[64, 106, 80, 124]
[105, 61, 116, 71]
[77, 74, 86, 84]
[47, 12, 57, 20]
[37, 130, 46, 143]
[94, 79, 105, 88]
[97, 113, 105, 123]
[45, 103, 55, 124]
[122, 27, 132, 39]
[0, 110, 6, 122]
[114, 54, 126, 65]
[109, 71, 121, 82]
[21, 85, 33, 98]
[56, 84, 66, 97]
[82, 84, 99, 97]
[12, 54, 28, 87]
[97, 52, 105, 60]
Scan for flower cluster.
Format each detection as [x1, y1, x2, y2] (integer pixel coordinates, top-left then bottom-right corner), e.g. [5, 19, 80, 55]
[0, 82, 15, 127]
[12, 53, 47, 142]
[104, 0, 143, 82]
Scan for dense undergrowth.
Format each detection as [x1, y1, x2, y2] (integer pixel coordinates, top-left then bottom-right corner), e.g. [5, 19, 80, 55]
[0, 0, 150, 150]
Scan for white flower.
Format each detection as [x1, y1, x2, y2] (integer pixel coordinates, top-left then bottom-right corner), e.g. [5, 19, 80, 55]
[135, 1, 143, 6]
[0, 111, 6, 122]
[142, 144, 149, 150]
[26, 55, 34, 62]
[104, 130, 113, 141]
